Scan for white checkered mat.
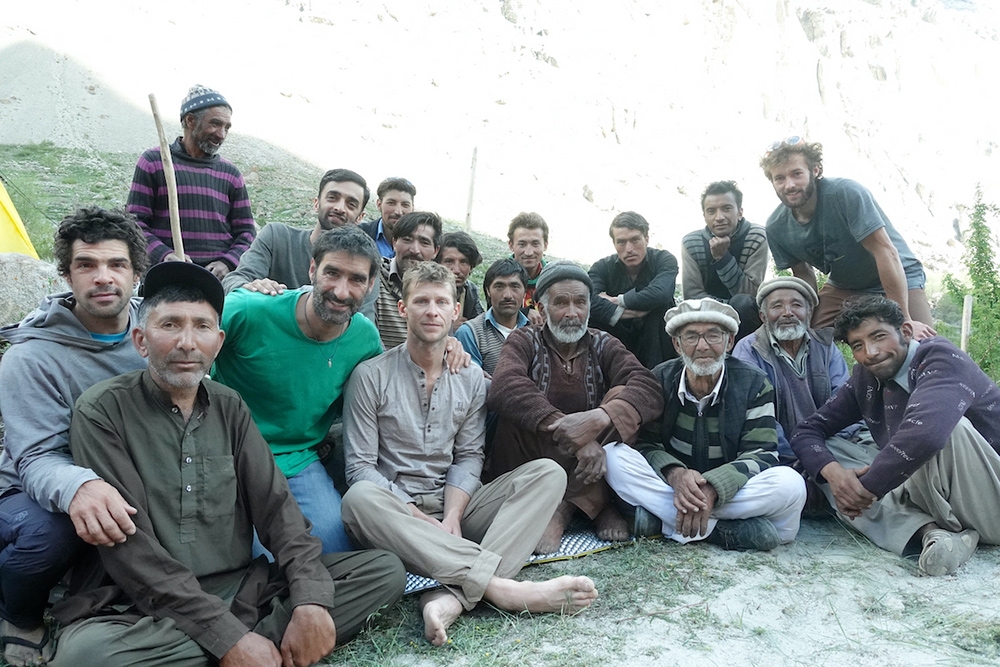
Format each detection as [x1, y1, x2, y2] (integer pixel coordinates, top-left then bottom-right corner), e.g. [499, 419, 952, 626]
[403, 525, 641, 595]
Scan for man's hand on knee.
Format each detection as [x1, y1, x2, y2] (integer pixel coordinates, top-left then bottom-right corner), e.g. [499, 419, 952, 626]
[280, 604, 337, 667]
[68, 480, 138, 547]
[221, 631, 282, 667]
[821, 462, 876, 518]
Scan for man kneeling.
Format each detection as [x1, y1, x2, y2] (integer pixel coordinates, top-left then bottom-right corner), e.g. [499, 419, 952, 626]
[51, 262, 404, 667]
[341, 262, 597, 647]
[605, 298, 806, 550]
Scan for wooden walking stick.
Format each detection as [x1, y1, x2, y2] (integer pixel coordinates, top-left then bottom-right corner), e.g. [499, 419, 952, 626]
[148, 93, 185, 260]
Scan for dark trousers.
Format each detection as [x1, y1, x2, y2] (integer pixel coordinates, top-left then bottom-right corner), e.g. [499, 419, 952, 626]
[0, 491, 83, 627]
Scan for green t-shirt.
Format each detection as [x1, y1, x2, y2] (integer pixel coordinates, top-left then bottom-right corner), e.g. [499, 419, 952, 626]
[212, 288, 383, 477]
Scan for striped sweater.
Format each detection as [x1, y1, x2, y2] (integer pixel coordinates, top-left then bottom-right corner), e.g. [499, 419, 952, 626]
[637, 356, 779, 505]
[127, 138, 256, 268]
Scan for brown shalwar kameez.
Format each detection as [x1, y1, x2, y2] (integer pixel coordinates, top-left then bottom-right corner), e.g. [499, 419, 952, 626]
[486, 326, 664, 518]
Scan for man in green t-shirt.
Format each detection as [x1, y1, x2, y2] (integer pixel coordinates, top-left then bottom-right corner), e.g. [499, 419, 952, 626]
[212, 226, 384, 553]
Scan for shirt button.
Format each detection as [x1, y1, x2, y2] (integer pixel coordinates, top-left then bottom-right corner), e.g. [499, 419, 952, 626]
[172, 407, 179, 413]
[184, 457, 192, 464]
[185, 485, 192, 492]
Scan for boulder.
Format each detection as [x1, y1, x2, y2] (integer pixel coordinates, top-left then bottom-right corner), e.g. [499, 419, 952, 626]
[0, 253, 61, 326]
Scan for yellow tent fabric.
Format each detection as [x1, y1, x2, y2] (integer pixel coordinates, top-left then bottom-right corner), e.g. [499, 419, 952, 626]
[0, 180, 38, 259]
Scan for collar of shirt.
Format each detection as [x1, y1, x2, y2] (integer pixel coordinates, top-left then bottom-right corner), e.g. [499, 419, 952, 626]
[388, 256, 403, 282]
[768, 332, 810, 375]
[677, 362, 726, 409]
[889, 339, 920, 394]
[485, 308, 529, 330]
[141, 369, 210, 415]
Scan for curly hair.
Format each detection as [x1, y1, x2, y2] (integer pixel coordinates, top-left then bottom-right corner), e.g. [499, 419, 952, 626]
[53, 206, 148, 277]
[759, 139, 824, 181]
[832, 295, 905, 343]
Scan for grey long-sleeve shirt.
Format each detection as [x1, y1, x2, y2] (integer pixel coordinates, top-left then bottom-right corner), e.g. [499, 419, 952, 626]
[342, 343, 487, 504]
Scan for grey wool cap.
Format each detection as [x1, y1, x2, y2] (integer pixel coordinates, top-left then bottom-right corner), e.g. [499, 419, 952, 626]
[533, 260, 592, 302]
[664, 298, 740, 336]
[755, 276, 819, 309]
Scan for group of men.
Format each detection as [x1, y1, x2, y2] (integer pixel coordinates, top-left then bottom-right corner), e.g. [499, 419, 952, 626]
[0, 86, 997, 666]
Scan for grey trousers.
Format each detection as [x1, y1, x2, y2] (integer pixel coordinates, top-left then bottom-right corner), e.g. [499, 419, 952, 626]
[341, 459, 566, 610]
[822, 418, 1000, 554]
[50, 550, 405, 667]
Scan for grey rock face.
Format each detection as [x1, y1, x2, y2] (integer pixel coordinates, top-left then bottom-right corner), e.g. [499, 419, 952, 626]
[0, 252, 61, 326]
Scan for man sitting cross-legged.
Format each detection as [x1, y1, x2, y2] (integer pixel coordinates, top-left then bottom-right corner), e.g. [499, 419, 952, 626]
[50, 262, 404, 667]
[486, 261, 664, 552]
[792, 296, 1000, 575]
[341, 261, 597, 647]
[605, 298, 806, 550]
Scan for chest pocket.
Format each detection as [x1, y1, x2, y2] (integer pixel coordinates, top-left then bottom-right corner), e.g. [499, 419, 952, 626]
[199, 456, 237, 518]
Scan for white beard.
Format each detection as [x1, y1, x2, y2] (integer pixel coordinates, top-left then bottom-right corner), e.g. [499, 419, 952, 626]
[680, 351, 725, 377]
[768, 319, 808, 342]
[547, 313, 589, 344]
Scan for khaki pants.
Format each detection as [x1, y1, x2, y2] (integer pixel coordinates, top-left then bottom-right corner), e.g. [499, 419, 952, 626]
[341, 459, 565, 610]
[812, 283, 933, 329]
[50, 550, 405, 667]
[822, 418, 1000, 555]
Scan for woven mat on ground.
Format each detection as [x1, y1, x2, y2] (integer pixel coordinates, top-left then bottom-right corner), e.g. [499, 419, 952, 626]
[403, 522, 646, 595]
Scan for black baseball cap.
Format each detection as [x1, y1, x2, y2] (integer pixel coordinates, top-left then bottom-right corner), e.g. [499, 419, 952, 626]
[140, 261, 225, 316]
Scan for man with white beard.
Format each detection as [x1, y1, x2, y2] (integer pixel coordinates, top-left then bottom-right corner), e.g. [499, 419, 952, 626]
[604, 298, 806, 551]
[486, 261, 663, 553]
[732, 277, 852, 464]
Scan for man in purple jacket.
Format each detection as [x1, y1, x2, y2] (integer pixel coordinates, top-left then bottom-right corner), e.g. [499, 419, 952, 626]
[791, 296, 1000, 575]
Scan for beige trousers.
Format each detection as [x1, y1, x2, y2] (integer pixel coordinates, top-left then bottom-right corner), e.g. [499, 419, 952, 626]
[822, 418, 1000, 554]
[341, 458, 565, 610]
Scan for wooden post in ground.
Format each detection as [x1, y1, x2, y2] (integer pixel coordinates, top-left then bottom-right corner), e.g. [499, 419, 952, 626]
[465, 146, 477, 231]
[148, 93, 184, 260]
[961, 295, 973, 352]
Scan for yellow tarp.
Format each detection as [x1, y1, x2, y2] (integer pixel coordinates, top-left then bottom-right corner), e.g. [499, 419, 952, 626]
[0, 180, 38, 259]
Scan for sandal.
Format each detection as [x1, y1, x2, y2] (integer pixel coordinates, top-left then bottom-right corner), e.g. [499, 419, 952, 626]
[1, 621, 53, 666]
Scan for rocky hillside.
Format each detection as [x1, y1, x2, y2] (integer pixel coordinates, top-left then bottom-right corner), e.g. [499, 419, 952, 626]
[2, 0, 997, 277]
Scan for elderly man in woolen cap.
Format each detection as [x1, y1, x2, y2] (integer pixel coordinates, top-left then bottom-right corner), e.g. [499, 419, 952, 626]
[486, 261, 664, 553]
[604, 297, 806, 551]
[127, 84, 256, 279]
[732, 276, 854, 465]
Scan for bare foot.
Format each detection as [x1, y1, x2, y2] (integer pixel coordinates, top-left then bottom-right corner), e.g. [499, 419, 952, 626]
[420, 589, 464, 646]
[1, 620, 52, 666]
[485, 575, 598, 614]
[534, 500, 575, 554]
[594, 505, 629, 542]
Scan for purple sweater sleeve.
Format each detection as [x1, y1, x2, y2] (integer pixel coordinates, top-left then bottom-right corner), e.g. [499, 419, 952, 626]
[857, 341, 992, 497]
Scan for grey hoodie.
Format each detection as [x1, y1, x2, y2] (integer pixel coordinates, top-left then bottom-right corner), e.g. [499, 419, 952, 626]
[0, 292, 145, 512]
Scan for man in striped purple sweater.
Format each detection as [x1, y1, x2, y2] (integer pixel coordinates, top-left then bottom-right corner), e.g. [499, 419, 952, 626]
[127, 85, 256, 279]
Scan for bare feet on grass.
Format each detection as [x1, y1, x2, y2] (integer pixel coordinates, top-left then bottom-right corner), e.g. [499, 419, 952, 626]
[485, 575, 598, 615]
[594, 504, 629, 542]
[534, 500, 575, 554]
[420, 589, 464, 646]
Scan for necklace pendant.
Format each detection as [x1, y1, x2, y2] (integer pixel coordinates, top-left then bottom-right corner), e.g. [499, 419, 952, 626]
[328, 358, 332, 368]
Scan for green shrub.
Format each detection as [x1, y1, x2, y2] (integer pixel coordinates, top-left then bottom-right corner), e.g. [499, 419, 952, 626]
[944, 187, 1000, 381]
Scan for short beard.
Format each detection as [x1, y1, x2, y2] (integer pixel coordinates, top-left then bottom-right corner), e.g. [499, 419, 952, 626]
[196, 138, 220, 156]
[680, 351, 725, 377]
[547, 312, 589, 345]
[767, 319, 808, 342]
[313, 289, 359, 325]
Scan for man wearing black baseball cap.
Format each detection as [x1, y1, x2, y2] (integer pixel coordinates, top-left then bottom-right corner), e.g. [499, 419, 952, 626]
[50, 261, 404, 667]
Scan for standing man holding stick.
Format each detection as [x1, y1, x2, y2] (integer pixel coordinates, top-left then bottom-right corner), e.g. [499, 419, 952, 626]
[128, 85, 256, 279]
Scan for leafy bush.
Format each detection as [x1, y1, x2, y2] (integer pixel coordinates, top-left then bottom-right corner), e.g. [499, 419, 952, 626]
[944, 187, 1000, 381]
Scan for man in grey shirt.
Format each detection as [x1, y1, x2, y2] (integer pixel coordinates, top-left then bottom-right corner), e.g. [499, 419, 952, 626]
[222, 168, 378, 321]
[340, 262, 598, 648]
